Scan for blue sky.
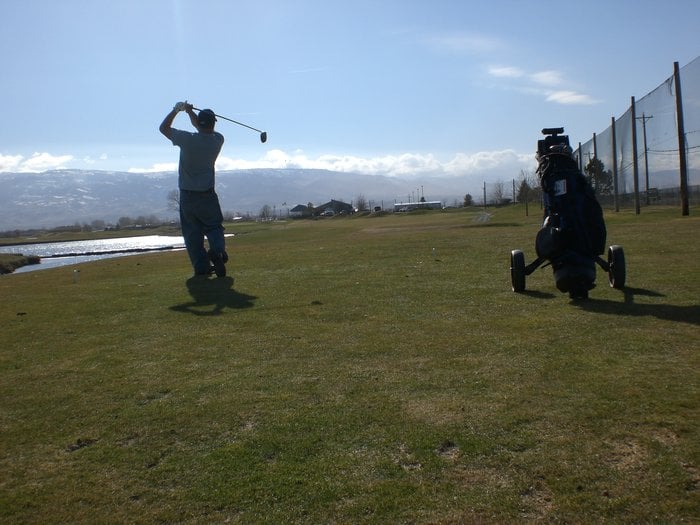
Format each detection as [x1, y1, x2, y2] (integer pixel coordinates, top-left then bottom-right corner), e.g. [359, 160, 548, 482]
[1, 0, 698, 186]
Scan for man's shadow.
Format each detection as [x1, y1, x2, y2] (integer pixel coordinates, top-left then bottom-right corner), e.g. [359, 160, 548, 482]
[170, 276, 257, 316]
[575, 286, 700, 326]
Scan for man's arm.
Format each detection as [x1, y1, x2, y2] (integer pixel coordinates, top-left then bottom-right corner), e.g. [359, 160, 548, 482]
[159, 102, 194, 140]
[185, 106, 200, 131]
[159, 107, 179, 141]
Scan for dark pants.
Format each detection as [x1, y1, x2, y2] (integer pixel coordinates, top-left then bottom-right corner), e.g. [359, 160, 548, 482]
[179, 189, 226, 274]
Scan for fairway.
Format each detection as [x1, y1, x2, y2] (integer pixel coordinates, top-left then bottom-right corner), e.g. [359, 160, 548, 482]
[1, 207, 698, 523]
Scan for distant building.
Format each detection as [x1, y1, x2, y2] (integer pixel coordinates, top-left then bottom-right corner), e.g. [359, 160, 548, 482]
[289, 199, 354, 218]
[393, 201, 442, 212]
[290, 204, 312, 218]
[314, 199, 354, 217]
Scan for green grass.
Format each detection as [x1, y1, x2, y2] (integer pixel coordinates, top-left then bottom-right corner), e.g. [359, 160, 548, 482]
[1, 206, 698, 523]
[0, 254, 40, 274]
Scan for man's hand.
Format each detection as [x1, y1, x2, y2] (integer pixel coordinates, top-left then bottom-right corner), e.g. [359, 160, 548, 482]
[173, 101, 191, 112]
[161, 102, 189, 139]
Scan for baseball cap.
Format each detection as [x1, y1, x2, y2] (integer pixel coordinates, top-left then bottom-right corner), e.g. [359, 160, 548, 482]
[197, 109, 217, 128]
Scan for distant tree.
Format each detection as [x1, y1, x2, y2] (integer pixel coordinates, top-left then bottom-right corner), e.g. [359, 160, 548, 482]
[516, 178, 531, 203]
[167, 189, 180, 212]
[517, 178, 533, 216]
[91, 219, 106, 231]
[259, 204, 273, 219]
[491, 181, 506, 205]
[137, 214, 159, 226]
[584, 158, 613, 195]
[355, 195, 368, 211]
[118, 216, 134, 228]
[516, 169, 541, 215]
[463, 194, 473, 207]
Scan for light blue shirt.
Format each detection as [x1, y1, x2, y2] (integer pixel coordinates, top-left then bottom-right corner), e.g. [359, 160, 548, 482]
[171, 129, 224, 191]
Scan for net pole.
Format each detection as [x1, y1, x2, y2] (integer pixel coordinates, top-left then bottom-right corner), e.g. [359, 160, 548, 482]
[611, 116, 620, 212]
[631, 96, 641, 215]
[674, 61, 690, 216]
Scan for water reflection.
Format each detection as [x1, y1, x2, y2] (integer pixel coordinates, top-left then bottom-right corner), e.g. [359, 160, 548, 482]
[0, 235, 185, 273]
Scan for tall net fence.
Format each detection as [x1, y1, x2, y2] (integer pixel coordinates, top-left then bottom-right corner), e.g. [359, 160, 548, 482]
[574, 57, 700, 211]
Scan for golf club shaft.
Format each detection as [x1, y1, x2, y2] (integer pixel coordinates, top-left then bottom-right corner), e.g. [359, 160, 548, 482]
[192, 107, 263, 134]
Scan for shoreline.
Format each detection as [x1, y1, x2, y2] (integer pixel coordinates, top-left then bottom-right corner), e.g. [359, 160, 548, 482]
[0, 246, 176, 274]
[0, 254, 41, 274]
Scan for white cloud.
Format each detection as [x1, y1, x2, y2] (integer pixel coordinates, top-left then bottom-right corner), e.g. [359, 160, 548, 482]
[4, 148, 536, 183]
[487, 64, 598, 106]
[0, 152, 74, 172]
[0, 154, 24, 172]
[444, 150, 532, 175]
[23, 152, 74, 171]
[530, 70, 564, 86]
[546, 90, 599, 105]
[488, 66, 524, 78]
[216, 150, 443, 176]
[182, 149, 535, 180]
[128, 162, 178, 173]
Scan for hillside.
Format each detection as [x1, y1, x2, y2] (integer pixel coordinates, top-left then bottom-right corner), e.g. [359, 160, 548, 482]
[1, 167, 693, 231]
[0, 169, 473, 230]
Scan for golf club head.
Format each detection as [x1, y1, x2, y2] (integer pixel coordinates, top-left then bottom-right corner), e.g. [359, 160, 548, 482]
[260, 132, 267, 143]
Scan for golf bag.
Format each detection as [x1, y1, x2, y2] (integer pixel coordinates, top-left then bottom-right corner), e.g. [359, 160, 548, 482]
[534, 129, 606, 296]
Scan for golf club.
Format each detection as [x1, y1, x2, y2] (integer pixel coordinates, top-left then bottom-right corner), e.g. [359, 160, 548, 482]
[192, 107, 267, 143]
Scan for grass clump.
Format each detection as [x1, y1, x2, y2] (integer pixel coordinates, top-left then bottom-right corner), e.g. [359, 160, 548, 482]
[0, 254, 40, 274]
[1, 206, 698, 523]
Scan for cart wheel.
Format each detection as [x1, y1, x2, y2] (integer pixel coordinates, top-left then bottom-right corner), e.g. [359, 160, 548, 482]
[510, 250, 526, 292]
[607, 245, 626, 289]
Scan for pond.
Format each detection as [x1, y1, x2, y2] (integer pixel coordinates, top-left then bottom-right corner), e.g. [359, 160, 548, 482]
[0, 235, 186, 274]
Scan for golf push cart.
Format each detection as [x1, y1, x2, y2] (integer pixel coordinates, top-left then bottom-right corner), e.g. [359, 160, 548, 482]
[510, 127, 626, 299]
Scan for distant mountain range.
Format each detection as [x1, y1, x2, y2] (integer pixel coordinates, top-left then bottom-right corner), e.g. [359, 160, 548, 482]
[0, 169, 473, 230]
[0, 167, 693, 231]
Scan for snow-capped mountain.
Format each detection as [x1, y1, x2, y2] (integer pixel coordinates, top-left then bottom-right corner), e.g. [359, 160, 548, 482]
[0, 169, 470, 230]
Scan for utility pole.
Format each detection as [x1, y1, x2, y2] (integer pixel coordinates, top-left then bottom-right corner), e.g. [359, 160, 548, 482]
[636, 113, 653, 205]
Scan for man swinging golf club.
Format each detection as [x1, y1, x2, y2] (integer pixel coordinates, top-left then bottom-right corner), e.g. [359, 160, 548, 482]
[160, 102, 228, 277]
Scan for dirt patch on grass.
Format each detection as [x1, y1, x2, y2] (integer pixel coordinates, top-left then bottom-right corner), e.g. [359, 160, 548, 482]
[520, 479, 555, 520]
[404, 397, 466, 425]
[452, 464, 511, 490]
[394, 442, 422, 472]
[605, 439, 648, 471]
[436, 440, 460, 461]
[650, 427, 680, 447]
[681, 462, 700, 492]
[66, 437, 97, 452]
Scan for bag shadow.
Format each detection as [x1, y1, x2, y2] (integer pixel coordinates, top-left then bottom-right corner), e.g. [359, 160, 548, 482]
[575, 286, 699, 326]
